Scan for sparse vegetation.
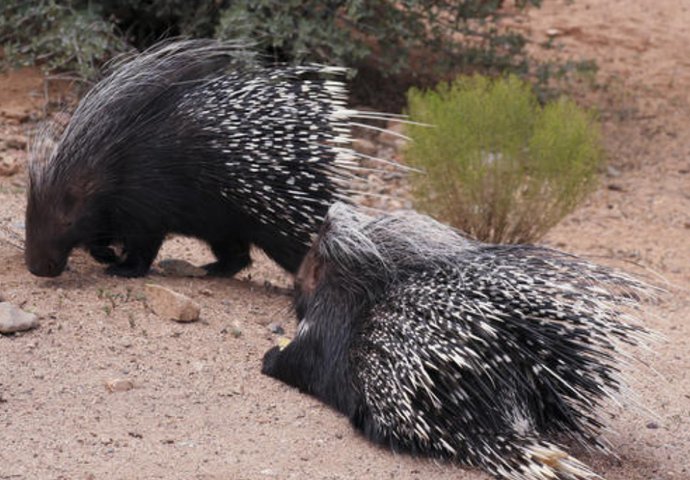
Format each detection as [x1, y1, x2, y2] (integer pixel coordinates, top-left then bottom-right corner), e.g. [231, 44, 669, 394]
[1, 0, 554, 107]
[405, 75, 603, 243]
[0, 0, 129, 79]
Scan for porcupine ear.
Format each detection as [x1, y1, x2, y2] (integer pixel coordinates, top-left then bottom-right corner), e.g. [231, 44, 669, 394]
[315, 203, 388, 286]
[297, 247, 325, 296]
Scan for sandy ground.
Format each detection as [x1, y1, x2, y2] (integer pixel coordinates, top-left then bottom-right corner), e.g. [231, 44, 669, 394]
[1, 1, 689, 479]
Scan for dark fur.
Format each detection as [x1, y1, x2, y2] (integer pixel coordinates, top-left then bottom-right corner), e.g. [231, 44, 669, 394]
[26, 40, 349, 278]
[262, 204, 653, 480]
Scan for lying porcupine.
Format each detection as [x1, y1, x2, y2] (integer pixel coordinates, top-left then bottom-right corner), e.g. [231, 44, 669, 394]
[262, 203, 655, 480]
[26, 39, 389, 278]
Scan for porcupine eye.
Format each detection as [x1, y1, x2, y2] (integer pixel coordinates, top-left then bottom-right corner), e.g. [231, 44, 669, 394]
[59, 191, 79, 229]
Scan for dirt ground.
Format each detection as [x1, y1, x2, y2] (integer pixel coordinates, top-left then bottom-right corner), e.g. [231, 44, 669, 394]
[1, 1, 689, 479]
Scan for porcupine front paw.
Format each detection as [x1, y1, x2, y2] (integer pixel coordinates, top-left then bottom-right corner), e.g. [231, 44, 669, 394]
[104, 234, 163, 277]
[202, 256, 251, 278]
[88, 245, 120, 264]
[205, 238, 252, 277]
[105, 263, 151, 278]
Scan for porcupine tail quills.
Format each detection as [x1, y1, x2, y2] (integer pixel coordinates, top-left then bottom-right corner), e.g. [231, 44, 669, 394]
[478, 436, 600, 480]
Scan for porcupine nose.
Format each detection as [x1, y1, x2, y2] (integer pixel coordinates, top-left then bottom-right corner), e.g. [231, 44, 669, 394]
[26, 256, 64, 277]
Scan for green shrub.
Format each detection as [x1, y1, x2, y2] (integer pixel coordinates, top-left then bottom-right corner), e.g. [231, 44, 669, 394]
[2, 1, 546, 108]
[1, 0, 128, 79]
[214, 0, 541, 108]
[405, 75, 603, 244]
[215, 1, 539, 74]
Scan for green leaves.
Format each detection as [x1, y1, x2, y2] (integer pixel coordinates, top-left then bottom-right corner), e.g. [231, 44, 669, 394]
[2, 1, 548, 108]
[1, 0, 128, 79]
[405, 75, 603, 244]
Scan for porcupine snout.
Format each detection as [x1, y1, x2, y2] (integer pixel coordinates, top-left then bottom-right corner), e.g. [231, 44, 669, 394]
[24, 229, 69, 277]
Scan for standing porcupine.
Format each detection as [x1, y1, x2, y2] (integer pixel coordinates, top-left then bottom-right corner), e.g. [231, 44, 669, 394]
[26, 39, 383, 278]
[262, 203, 656, 480]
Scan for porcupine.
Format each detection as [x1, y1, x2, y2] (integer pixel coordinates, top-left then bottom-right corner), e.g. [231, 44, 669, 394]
[25, 39, 389, 278]
[262, 203, 655, 480]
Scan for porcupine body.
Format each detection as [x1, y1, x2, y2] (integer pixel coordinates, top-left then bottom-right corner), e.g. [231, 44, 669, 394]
[25, 40, 370, 278]
[262, 203, 654, 480]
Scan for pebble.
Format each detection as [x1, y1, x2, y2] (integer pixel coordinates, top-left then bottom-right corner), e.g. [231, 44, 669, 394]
[145, 284, 200, 322]
[0, 153, 20, 177]
[646, 421, 660, 429]
[379, 121, 407, 146]
[157, 259, 207, 277]
[268, 323, 285, 335]
[0, 106, 31, 123]
[606, 165, 622, 177]
[0, 302, 39, 334]
[4, 135, 27, 150]
[230, 321, 242, 338]
[105, 378, 134, 393]
[352, 138, 377, 157]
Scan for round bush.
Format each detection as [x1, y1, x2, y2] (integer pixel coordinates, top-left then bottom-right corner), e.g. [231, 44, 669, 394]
[405, 74, 603, 244]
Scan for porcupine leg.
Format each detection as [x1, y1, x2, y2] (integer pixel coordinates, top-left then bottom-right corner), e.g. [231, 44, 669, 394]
[203, 238, 252, 277]
[261, 341, 316, 393]
[87, 235, 120, 264]
[105, 233, 164, 278]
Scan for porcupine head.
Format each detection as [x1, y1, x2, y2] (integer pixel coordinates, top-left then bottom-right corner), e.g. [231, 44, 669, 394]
[270, 203, 433, 414]
[25, 139, 103, 277]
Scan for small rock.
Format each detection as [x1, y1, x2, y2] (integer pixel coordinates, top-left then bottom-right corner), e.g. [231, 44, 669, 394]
[606, 165, 622, 177]
[105, 378, 134, 393]
[145, 284, 201, 322]
[352, 138, 377, 157]
[5, 135, 27, 150]
[157, 259, 207, 277]
[0, 302, 39, 334]
[0, 154, 20, 177]
[230, 322, 242, 338]
[379, 121, 407, 147]
[0, 106, 31, 123]
[393, 138, 408, 151]
[546, 28, 563, 37]
[607, 183, 624, 192]
[646, 421, 660, 429]
[268, 323, 284, 335]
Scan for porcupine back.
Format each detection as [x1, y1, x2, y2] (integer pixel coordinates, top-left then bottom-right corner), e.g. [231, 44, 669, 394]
[26, 40, 382, 277]
[264, 203, 657, 480]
